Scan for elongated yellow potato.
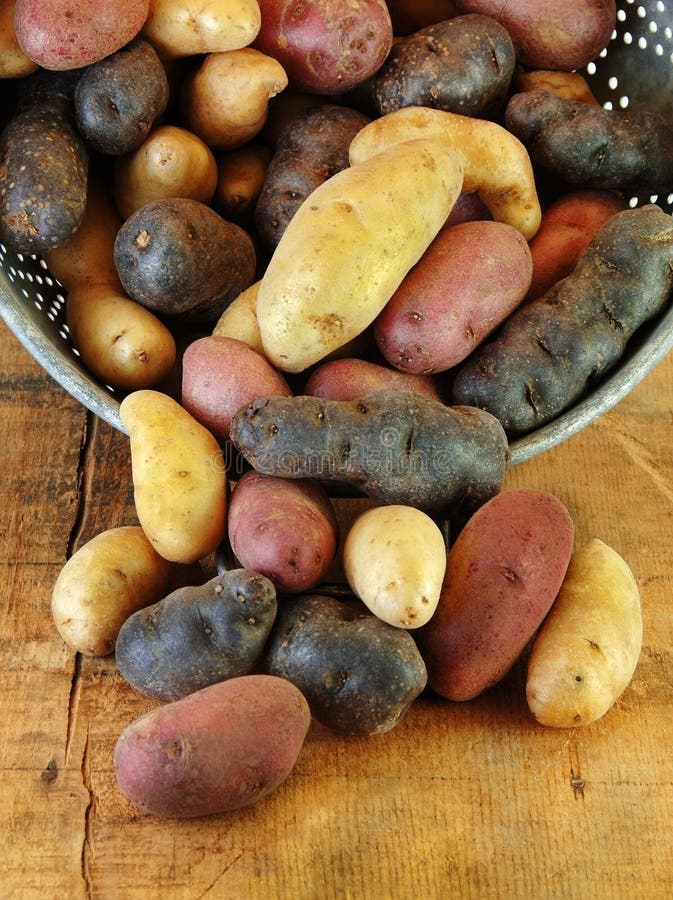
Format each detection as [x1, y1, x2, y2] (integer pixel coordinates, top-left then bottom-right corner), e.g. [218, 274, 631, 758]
[256, 137, 464, 373]
[343, 505, 447, 629]
[348, 106, 541, 241]
[526, 538, 643, 727]
[120, 390, 227, 564]
[142, 0, 262, 59]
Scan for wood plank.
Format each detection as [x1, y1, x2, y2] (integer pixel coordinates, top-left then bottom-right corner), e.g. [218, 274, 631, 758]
[1, 316, 673, 898]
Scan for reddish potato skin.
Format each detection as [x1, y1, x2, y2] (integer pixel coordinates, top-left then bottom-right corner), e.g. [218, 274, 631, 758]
[303, 357, 442, 402]
[15, 0, 150, 70]
[114, 675, 311, 818]
[452, 0, 615, 70]
[415, 489, 574, 702]
[526, 190, 626, 301]
[253, 0, 393, 95]
[374, 220, 532, 374]
[228, 471, 339, 594]
[181, 335, 292, 444]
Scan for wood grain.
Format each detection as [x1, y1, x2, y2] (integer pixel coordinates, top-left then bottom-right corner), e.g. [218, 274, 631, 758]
[1, 320, 672, 899]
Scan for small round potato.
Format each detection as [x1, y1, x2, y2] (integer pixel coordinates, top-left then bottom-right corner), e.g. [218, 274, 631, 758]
[343, 505, 447, 628]
[51, 526, 174, 657]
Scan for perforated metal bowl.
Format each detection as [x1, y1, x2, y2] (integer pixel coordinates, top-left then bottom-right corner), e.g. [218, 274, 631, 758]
[2, 0, 673, 464]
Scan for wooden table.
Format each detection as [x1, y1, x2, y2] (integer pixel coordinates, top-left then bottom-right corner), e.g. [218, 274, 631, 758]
[1, 317, 672, 900]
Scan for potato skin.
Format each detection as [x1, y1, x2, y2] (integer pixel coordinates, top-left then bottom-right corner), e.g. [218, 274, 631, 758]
[227, 471, 339, 594]
[303, 357, 442, 402]
[114, 674, 311, 818]
[15, 0, 150, 70]
[74, 40, 169, 156]
[526, 538, 642, 727]
[451, 205, 673, 435]
[254, 103, 371, 251]
[141, 0, 261, 59]
[415, 489, 575, 701]
[343, 505, 447, 629]
[452, 0, 615, 70]
[253, 0, 393, 95]
[0, 70, 88, 253]
[373, 15, 515, 119]
[526, 190, 626, 301]
[115, 569, 278, 702]
[374, 220, 533, 374]
[113, 197, 257, 324]
[229, 389, 509, 523]
[51, 526, 174, 657]
[181, 335, 292, 444]
[263, 593, 427, 735]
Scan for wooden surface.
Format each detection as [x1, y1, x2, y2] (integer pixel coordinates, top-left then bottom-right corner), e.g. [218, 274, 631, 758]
[1, 318, 672, 900]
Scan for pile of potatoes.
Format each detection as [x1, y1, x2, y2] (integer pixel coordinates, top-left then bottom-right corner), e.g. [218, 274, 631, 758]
[0, 0, 658, 818]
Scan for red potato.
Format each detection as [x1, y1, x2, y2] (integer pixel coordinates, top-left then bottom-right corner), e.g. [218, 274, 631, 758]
[416, 489, 575, 702]
[374, 220, 533, 374]
[181, 335, 293, 444]
[114, 675, 311, 818]
[452, 0, 616, 71]
[227, 470, 339, 594]
[526, 189, 627, 301]
[14, 0, 150, 70]
[253, 0, 394, 95]
[303, 357, 443, 402]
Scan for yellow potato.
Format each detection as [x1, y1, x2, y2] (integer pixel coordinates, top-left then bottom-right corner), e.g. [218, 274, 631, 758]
[343, 505, 447, 629]
[526, 538, 643, 727]
[348, 106, 542, 240]
[180, 48, 288, 151]
[120, 390, 228, 564]
[142, 0, 261, 59]
[215, 142, 273, 221]
[0, 0, 38, 77]
[113, 125, 218, 219]
[212, 280, 264, 352]
[51, 526, 174, 657]
[257, 137, 464, 373]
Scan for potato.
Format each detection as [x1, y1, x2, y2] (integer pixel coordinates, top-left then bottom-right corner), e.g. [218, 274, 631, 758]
[303, 357, 442, 402]
[113, 125, 218, 219]
[120, 390, 228, 564]
[452, 0, 616, 70]
[180, 48, 288, 152]
[263, 593, 427, 734]
[451, 206, 673, 435]
[415, 488, 575, 701]
[115, 569, 278, 701]
[43, 179, 177, 391]
[229, 389, 509, 524]
[181, 335, 292, 443]
[526, 539, 642, 728]
[343, 505, 447, 629]
[227, 471, 339, 594]
[526, 189, 626, 301]
[113, 197, 256, 324]
[0, 70, 88, 253]
[15, 0, 150, 70]
[212, 280, 264, 353]
[0, 0, 38, 78]
[51, 526, 174, 657]
[141, 0, 262, 59]
[74, 40, 169, 156]
[257, 137, 464, 373]
[114, 674, 311, 817]
[254, 103, 371, 251]
[505, 91, 673, 195]
[511, 69, 600, 106]
[348, 107, 541, 241]
[373, 15, 515, 119]
[253, 0, 393, 95]
[374, 220, 533, 374]
[214, 143, 273, 222]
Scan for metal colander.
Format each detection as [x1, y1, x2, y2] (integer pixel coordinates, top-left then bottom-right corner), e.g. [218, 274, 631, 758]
[2, 0, 673, 464]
